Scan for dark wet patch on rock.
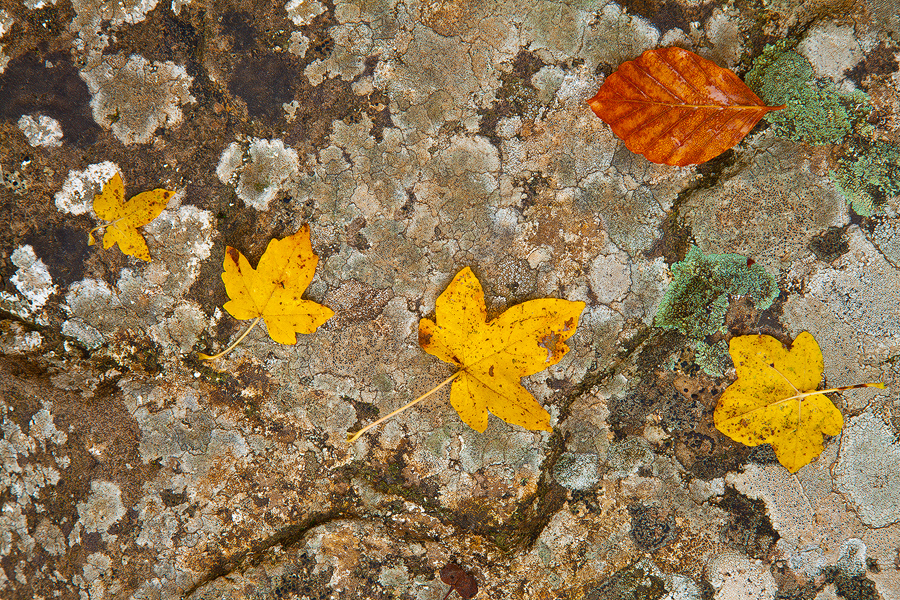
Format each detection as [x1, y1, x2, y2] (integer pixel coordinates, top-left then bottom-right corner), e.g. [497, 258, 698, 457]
[229, 52, 302, 123]
[845, 43, 900, 86]
[628, 504, 676, 551]
[24, 225, 90, 291]
[718, 487, 779, 560]
[478, 50, 547, 147]
[617, 0, 715, 38]
[0, 52, 102, 146]
[207, 362, 277, 428]
[827, 569, 880, 600]
[808, 226, 850, 263]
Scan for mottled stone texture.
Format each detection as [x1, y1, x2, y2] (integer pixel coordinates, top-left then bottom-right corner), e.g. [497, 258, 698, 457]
[1, 0, 899, 599]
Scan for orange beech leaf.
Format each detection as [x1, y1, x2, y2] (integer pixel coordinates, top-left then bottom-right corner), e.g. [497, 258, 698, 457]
[587, 47, 784, 166]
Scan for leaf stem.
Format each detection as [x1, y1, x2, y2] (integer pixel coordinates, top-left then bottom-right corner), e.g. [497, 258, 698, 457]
[780, 382, 886, 403]
[347, 371, 461, 444]
[87, 217, 126, 244]
[198, 317, 262, 361]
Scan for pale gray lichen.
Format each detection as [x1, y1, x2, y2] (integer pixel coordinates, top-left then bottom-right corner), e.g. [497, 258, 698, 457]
[70, 0, 160, 56]
[305, 21, 374, 85]
[170, 0, 191, 15]
[77, 480, 126, 534]
[834, 412, 900, 528]
[63, 204, 214, 357]
[285, 0, 324, 26]
[578, 2, 659, 70]
[553, 452, 600, 490]
[836, 538, 867, 576]
[0, 9, 12, 74]
[606, 436, 654, 478]
[216, 138, 301, 210]
[708, 551, 778, 600]
[683, 138, 848, 271]
[9, 245, 57, 314]
[62, 278, 123, 349]
[17, 114, 64, 147]
[588, 250, 632, 305]
[797, 22, 864, 82]
[0, 321, 42, 355]
[54, 161, 119, 215]
[80, 53, 195, 145]
[783, 227, 900, 395]
[0, 402, 67, 567]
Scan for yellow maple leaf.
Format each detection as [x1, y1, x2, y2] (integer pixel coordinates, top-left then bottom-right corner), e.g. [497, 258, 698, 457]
[714, 332, 884, 473]
[418, 267, 585, 432]
[199, 225, 334, 360]
[88, 173, 173, 262]
[347, 267, 585, 443]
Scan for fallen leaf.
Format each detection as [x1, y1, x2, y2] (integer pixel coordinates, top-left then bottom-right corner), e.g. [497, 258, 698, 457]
[200, 225, 334, 359]
[440, 562, 478, 599]
[714, 332, 884, 472]
[418, 267, 585, 432]
[587, 47, 784, 166]
[88, 173, 173, 261]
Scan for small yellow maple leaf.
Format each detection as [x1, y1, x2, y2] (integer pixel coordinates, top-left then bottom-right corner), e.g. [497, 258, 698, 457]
[88, 173, 173, 262]
[714, 332, 884, 473]
[200, 225, 334, 360]
[421, 267, 585, 432]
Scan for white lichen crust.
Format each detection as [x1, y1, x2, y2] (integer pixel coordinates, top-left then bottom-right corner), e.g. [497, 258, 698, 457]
[80, 53, 195, 145]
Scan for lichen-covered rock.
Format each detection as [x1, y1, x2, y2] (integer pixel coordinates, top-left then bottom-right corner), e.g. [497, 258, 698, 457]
[1, 1, 900, 598]
[834, 413, 900, 528]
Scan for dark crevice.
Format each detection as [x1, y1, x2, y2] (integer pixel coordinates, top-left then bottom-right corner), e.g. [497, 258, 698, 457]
[181, 507, 356, 598]
[645, 149, 737, 265]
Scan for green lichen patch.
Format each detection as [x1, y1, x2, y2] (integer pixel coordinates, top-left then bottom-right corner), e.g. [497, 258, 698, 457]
[694, 339, 731, 378]
[746, 42, 870, 146]
[829, 139, 900, 216]
[654, 246, 778, 339]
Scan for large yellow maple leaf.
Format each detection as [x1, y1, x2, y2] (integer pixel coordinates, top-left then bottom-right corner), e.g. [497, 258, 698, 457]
[418, 267, 585, 433]
[715, 332, 883, 473]
[201, 225, 333, 360]
[88, 173, 173, 262]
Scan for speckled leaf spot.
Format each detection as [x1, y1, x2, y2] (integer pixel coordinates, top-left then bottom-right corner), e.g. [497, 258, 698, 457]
[419, 267, 585, 433]
[200, 225, 334, 360]
[714, 332, 884, 473]
[87, 173, 172, 261]
[587, 47, 784, 166]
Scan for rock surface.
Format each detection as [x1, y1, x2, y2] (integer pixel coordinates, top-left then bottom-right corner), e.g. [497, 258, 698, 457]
[1, 1, 899, 599]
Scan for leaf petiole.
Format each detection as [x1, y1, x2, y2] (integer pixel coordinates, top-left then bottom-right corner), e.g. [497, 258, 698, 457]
[347, 371, 461, 444]
[198, 316, 262, 361]
[87, 217, 126, 245]
[780, 382, 886, 403]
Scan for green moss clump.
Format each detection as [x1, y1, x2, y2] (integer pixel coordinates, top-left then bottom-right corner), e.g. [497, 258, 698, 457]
[830, 140, 900, 216]
[655, 246, 778, 339]
[746, 42, 870, 146]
